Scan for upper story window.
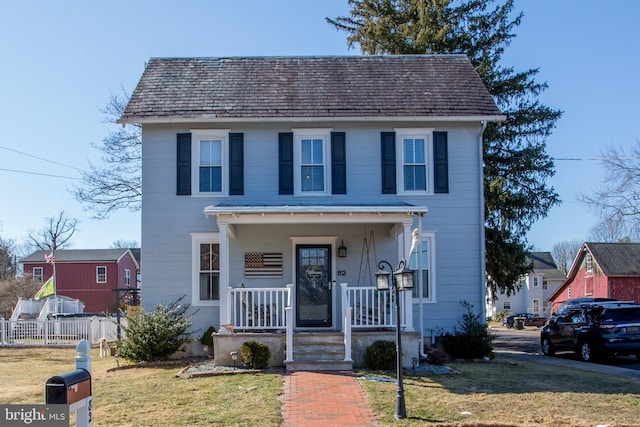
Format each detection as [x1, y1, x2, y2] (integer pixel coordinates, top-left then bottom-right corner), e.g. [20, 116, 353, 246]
[395, 128, 434, 195]
[191, 130, 230, 196]
[532, 276, 540, 287]
[585, 253, 593, 273]
[199, 139, 222, 192]
[96, 266, 107, 283]
[124, 269, 131, 286]
[33, 267, 43, 283]
[403, 137, 427, 191]
[293, 129, 331, 196]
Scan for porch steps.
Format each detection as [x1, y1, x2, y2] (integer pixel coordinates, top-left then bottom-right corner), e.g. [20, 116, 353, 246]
[286, 332, 353, 372]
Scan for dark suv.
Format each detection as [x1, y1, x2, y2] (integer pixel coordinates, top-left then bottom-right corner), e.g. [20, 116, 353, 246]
[540, 301, 640, 362]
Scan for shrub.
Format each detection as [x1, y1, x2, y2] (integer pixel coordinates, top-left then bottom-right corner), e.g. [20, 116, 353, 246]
[438, 300, 493, 360]
[117, 296, 194, 362]
[425, 346, 448, 365]
[200, 326, 216, 347]
[240, 340, 271, 369]
[493, 309, 511, 323]
[364, 340, 396, 370]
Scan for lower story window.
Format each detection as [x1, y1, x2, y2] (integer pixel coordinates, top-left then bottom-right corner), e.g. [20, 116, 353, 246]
[409, 232, 436, 302]
[192, 233, 221, 305]
[199, 243, 220, 301]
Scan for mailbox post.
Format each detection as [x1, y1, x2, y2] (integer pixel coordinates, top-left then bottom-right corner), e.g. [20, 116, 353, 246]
[46, 339, 92, 427]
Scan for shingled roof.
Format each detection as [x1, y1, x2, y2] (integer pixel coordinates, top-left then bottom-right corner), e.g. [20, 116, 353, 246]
[529, 252, 565, 281]
[584, 242, 640, 277]
[119, 55, 503, 123]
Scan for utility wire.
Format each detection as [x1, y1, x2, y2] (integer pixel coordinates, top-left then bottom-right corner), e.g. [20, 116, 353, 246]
[0, 144, 84, 171]
[0, 167, 79, 180]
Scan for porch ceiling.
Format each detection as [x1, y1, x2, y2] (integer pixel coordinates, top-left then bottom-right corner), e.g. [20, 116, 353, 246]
[203, 204, 428, 225]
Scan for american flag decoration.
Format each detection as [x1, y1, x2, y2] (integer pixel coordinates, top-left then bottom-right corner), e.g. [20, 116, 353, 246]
[45, 251, 55, 264]
[245, 252, 283, 277]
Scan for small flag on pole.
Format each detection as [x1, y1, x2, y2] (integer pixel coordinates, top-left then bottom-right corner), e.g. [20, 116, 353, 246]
[34, 276, 55, 300]
[45, 252, 55, 264]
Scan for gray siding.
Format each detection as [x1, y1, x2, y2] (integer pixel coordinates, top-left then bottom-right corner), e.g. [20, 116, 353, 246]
[140, 121, 484, 335]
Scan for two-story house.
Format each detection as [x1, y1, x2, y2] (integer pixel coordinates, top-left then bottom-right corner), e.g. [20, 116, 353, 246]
[487, 252, 565, 318]
[119, 55, 503, 369]
[21, 249, 140, 313]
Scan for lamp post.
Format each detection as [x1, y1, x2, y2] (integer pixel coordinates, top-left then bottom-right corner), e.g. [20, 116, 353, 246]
[375, 259, 413, 420]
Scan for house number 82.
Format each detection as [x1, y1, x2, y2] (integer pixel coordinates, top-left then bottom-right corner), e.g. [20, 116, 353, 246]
[337, 270, 346, 276]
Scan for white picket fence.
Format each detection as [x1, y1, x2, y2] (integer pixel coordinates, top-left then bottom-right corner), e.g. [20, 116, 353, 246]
[0, 316, 124, 347]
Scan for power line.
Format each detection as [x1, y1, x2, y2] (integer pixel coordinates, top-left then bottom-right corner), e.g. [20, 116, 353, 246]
[0, 144, 83, 171]
[0, 167, 79, 180]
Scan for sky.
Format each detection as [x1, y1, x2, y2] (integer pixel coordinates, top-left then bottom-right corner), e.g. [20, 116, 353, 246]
[1, 0, 639, 254]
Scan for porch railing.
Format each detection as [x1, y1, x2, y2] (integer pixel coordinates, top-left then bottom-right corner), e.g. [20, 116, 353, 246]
[227, 286, 290, 331]
[342, 285, 395, 329]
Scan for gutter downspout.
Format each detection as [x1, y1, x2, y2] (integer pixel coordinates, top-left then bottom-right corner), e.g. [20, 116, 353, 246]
[416, 213, 428, 359]
[479, 121, 488, 322]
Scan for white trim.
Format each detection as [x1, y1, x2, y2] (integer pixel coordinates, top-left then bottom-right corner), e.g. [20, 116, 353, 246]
[395, 128, 434, 195]
[96, 266, 107, 284]
[190, 232, 221, 307]
[293, 128, 332, 196]
[190, 129, 231, 197]
[411, 231, 437, 303]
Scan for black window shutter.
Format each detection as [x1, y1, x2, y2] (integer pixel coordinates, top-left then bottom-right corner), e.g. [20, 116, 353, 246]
[229, 133, 244, 195]
[279, 132, 294, 195]
[176, 133, 192, 195]
[331, 132, 347, 194]
[381, 132, 396, 194]
[433, 131, 449, 193]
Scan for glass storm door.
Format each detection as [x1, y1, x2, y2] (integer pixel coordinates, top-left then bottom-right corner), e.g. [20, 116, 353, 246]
[296, 245, 332, 327]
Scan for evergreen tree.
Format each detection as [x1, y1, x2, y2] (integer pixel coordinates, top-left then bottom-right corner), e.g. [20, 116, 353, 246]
[328, 0, 562, 295]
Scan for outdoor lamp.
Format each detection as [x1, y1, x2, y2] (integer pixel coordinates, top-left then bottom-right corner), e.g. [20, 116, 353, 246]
[375, 267, 391, 291]
[338, 240, 347, 258]
[393, 262, 414, 290]
[374, 258, 412, 419]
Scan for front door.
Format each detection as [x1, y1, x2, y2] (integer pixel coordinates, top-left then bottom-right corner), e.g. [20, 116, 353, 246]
[296, 245, 332, 327]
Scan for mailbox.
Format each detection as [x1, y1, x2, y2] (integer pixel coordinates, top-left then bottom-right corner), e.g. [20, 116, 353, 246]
[46, 368, 91, 405]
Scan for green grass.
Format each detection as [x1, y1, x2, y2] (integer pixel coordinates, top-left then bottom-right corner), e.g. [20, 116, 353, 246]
[2, 348, 640, 426]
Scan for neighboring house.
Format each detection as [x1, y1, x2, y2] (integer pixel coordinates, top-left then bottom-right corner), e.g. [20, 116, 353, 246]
[549, 242, 640, 313]
[20, 249, 140, 313]
[488, 252, 565, 318]
[119, 55, 504, 369]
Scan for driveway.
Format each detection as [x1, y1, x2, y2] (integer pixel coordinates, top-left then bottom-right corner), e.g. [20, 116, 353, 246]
[491, 325, 640, 379]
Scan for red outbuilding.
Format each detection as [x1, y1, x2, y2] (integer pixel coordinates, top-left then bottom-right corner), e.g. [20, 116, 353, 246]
[21, 248, 140, 313]
[549, 242, 640, 313]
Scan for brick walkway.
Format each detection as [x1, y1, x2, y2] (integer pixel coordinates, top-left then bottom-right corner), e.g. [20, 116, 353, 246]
[282, 371, 378, 427]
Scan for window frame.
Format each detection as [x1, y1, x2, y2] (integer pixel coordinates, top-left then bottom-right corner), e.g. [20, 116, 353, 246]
[585, 253, 593, 274]
[191, 129, 230, 197]
[124, 269, 131, 286]
[408, 231, 437, 303]
[33, 267, 43, 284]
[395, 128, 434, 195]
[293, 128, 332, 196]
[191, 232, 221, 306]
[96, 266, 107, 284]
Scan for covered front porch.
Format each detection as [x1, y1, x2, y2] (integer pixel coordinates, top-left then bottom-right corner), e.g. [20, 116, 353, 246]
[213, 283, 419, 369]
[204, 204, 427, 370]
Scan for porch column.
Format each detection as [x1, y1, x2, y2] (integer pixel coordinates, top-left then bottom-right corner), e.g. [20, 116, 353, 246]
[218, 222, 230, 325]
[401, 220, 414, 332]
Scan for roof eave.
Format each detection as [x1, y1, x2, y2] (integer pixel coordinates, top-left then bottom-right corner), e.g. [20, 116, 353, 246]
[117, 114, 506, 125]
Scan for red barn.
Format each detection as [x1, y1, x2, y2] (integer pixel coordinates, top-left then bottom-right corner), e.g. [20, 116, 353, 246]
[21, 249, 140, 313]
[549, 242, 640, 313]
